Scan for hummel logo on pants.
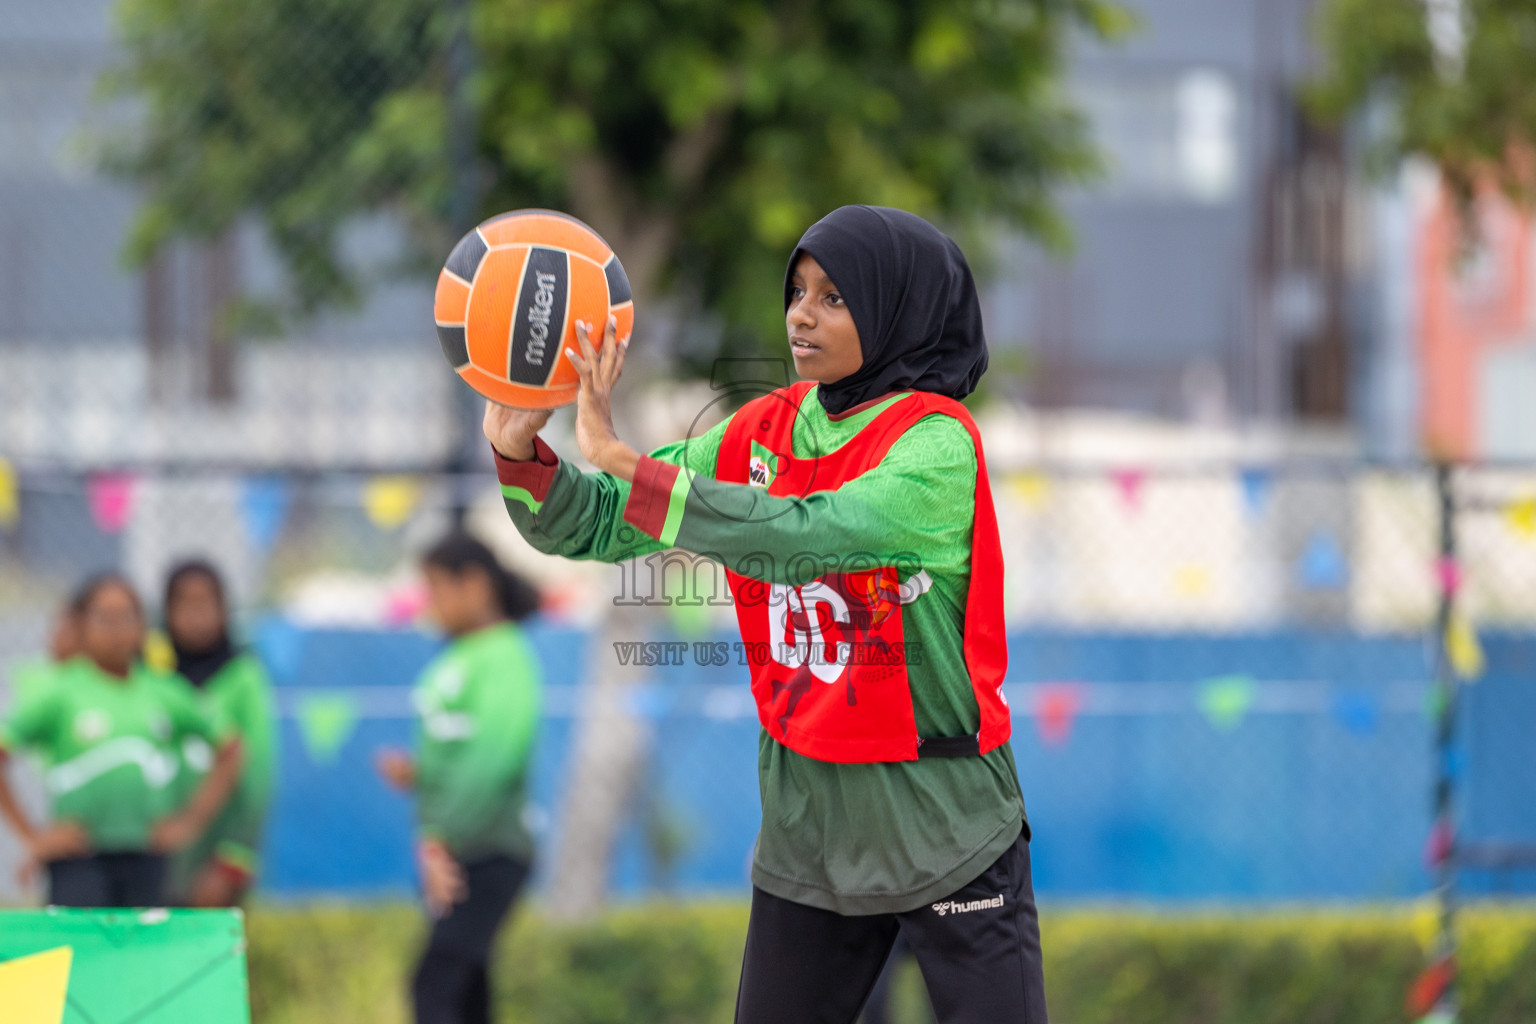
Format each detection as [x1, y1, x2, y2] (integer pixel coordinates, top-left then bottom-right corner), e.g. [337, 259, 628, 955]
[734, 826, 1048, 1024]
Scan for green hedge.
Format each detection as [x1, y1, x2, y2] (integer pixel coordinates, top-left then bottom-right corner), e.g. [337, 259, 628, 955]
[246, 902, 1536, 1024]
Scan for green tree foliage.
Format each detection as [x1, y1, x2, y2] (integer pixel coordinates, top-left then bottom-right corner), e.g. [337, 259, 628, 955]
[106, 0, 453, 313]
[245, 903, 1536, 1024]
[107, 0, 1129, 361]
[1311, 0, 1536, 209]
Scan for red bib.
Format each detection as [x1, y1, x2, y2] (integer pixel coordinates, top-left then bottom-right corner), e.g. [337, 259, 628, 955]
[718, 382, 1011, 763]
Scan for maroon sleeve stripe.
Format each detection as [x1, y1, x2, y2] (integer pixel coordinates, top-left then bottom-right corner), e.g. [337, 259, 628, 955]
[623, 456, 681, 539]
[492, 436, 560, 502]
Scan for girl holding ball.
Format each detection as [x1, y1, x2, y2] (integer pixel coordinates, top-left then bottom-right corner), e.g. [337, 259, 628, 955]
[486, 206, 1044, 1024]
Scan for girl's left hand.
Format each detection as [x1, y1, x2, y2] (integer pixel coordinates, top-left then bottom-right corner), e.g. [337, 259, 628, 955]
[149, 812, 203, 853]
[418, 839, 467, 918]
[374, 748, 417, 791]
[25, 821, 91, 866]
[566, 314, 635, 475]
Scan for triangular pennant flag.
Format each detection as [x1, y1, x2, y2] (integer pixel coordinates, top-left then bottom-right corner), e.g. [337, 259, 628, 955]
[1297, 530, 1348, 590]
[0, 945, 72, 1024]
[363, 475, 423, 530]
[296, 692, 359, 764]
[1505, 497, 1536, 539]
[383, 582, 429, 628]
[1033, 683, 1083, 747]
[1173, 563, 1212, 597]
[241, 476, 293, 553]
[1445, 612, 1485, 681]
[143, 628, 177, 674]
[1238, 467, 1272, 516]
[1406, 956, 1456, 1019]
[668, 598, 715, 641]
[624, 685, 671, 720]
[1199, 674, 1256, 731]
[254, 616, 307, 683]
[1110, 468, 1145, 513]
[1423, 817, 1454, 869]
[87, 472, 136, 534]
[0, 456, 18, 530]
[1331, 689, 1379, 736]
[1434, 556, 1462, 598]
[1008, 472, 1051, 508]
[1440, 744, 1464, 781]
[1424, 685, 1449, 723]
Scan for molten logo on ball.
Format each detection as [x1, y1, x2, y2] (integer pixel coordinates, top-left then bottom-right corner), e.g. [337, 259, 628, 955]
[434, 209, 633, 408]
[525, 271, 559, 366]
[509, 247, 570, 382]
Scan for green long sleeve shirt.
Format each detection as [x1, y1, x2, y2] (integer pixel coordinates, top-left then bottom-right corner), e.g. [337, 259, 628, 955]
[171, 653, 278, 877]
[496, 384, 1025, 915]
[6, 657, 59, 706]
[0, 658, 228, 851]
[414, 622, 543, 862]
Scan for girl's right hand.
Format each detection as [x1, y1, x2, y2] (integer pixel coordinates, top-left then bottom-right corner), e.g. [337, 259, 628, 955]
[417, 839, 468, 918]
[375, 748, 417, 791]
[25, 821, 90, 866]
[483, 400, 555, 461]
[148, 811, 203, 854]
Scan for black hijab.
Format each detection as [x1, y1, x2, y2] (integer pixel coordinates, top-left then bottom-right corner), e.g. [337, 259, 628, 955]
[784, 205, 988, 416]
[165, 560, 238, 688]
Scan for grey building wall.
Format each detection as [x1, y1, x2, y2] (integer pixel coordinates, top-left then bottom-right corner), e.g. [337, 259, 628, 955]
[0, 0, 431, 350]
[989, 0, 1343, 425]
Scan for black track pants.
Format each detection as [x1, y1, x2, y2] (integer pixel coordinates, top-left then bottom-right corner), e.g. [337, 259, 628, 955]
[48, 852, 168, 908]
[735, 828, 1047, 1024]
[411, 854, 530, 1024]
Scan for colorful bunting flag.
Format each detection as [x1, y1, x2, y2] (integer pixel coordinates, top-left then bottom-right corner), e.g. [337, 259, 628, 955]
[253, 616, 306, 683]
[240, 476, 293, 553]
[1440, 745, 1464, 781]
[1297, 531, 1348, 590]
[296, 692, 359, 764]
[1110, 468, 1145, 513]
[1506, 497, 1536, 539]
[1033, 684, 1083, 747]
[1331, 689, 1379, 737]
[624, 685, 670, 720]
[1007, 472, 1051, 508]
[1445, 612, 1485, 681]
[363, 476, 423, 530]
[1173, 563, 1212, 597]
[1424, 685, 1448, 724]
[668, 598, 715, 641]
[1406, 956, 1456, 1019]
[1434, 556, 1463, 598]
[1238, 467, 1272, 516]
[1424, 817, 1454, 870]
[0, 457, 17, 530]
[383, 582, 429, 628]
[143, 629, 177, 674]
[87, 473, 136, 534]
[1199, 675, 1256, 732]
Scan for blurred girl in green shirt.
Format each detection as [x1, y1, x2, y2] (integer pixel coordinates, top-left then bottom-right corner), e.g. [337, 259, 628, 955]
[0, 574, 244, 908]
[6, 593, 82, 705]
[375, 532, 543, 1024]
[163, 560, 278, 907]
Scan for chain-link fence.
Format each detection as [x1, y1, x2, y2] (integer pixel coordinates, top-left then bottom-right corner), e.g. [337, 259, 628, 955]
[4, 0, 1535, 921]
[3, 451, 1535, 906]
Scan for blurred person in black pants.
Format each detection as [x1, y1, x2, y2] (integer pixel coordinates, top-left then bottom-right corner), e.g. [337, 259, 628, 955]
[376, 534, 544, 1024]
